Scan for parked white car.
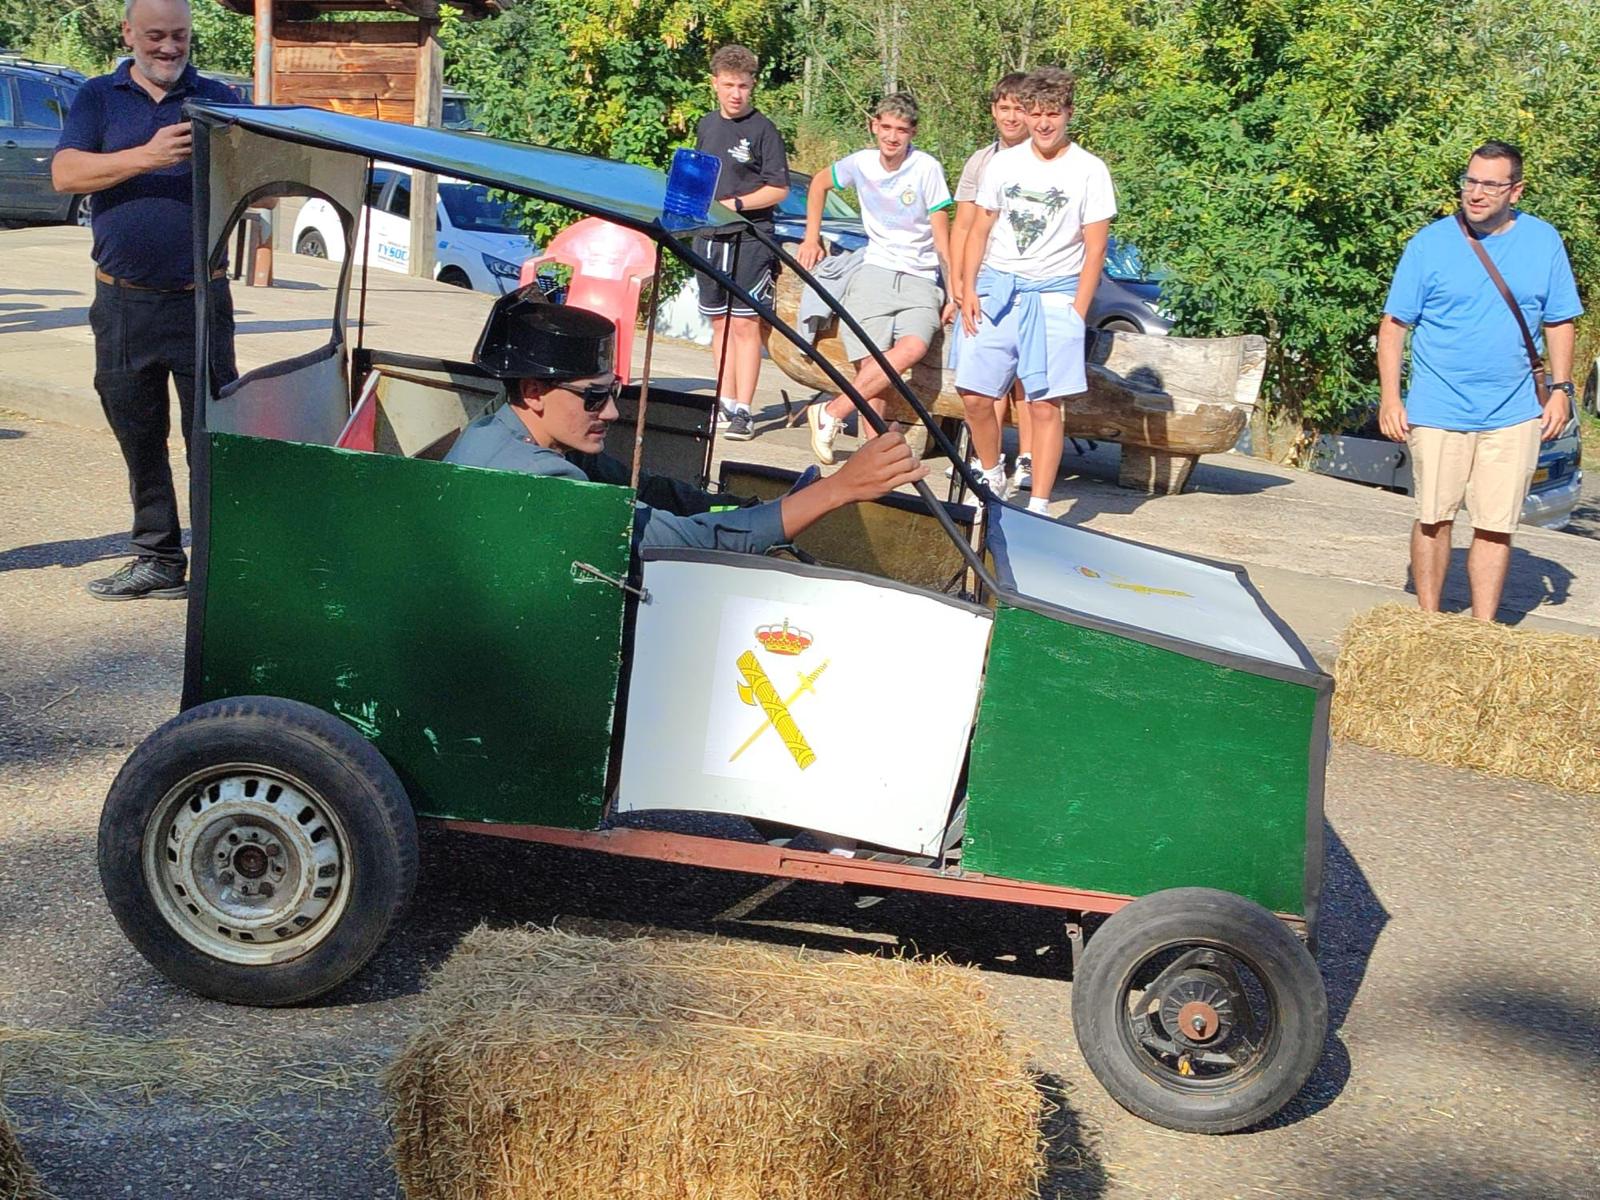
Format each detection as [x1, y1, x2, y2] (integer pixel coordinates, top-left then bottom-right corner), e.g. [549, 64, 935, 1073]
[292, 163, 534, 293]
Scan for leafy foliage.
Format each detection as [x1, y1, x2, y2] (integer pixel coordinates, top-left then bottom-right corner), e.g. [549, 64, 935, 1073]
[1051, 0, 1600, 431]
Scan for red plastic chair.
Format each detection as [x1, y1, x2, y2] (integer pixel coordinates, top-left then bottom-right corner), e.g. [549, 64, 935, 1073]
[519, 217, 657, 385]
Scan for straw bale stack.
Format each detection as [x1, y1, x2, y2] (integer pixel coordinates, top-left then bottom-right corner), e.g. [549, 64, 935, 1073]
[1333, 604, 1600, 793]
[387, 927, 1044, 1200]
[0, 1111, 38, 1200]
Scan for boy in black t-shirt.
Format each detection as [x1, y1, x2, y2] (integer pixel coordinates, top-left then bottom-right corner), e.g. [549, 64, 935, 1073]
[693, 44, 790, 441]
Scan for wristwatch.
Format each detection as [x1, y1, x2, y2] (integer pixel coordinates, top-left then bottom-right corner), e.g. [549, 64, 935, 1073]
[732, 196, 744, 213]
[1548, 380, 1576, 399]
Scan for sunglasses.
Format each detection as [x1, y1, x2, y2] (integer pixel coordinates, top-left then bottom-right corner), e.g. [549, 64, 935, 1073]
[571, 377, 622, 412]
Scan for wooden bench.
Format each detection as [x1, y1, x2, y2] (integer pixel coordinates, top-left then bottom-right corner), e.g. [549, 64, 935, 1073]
[767, 269, 1268, 494]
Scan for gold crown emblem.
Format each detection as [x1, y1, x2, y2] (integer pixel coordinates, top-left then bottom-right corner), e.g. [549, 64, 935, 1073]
[754, 619, 813, 656]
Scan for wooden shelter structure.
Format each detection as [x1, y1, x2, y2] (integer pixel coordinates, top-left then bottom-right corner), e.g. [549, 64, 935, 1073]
[221, 0, 510, 277]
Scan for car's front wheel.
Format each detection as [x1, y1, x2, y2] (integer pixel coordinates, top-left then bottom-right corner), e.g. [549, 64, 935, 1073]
[98, 696, 418, 1006]
[1071, 887, 1327, 1133]
[296, 229, 328, 258]
[68, 194, 93, 228]
[437, 266, 471, 289]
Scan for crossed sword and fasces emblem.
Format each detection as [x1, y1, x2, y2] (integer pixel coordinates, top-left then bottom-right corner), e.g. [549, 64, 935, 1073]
[729, 652, 831, 769]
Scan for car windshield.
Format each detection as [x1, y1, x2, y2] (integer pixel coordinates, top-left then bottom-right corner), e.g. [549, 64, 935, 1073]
[777, 179, 858, 221]
[441, 96, 476, 131]
[438, 182, 523, 235]
[1104, 238, 1164, 283]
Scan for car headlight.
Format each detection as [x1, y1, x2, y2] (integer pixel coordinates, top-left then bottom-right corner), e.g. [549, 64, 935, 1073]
[482, 253, 522, 280]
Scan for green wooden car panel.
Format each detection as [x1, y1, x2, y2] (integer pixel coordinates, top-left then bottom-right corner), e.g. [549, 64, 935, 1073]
[198, 434, 633, 828]
[964, 604, 1316, 915]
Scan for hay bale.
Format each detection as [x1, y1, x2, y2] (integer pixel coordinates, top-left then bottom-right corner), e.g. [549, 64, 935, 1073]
[1333, 604, 1600, 792]
[0, 1111, 38, 1200]
[387, 927, 1044, 1200]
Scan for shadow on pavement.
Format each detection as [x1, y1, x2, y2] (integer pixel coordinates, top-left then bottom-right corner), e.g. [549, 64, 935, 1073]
[1404, 544, 1576, 619]
[1264, 821, 1388, 1128]
[0, 531, 127, 573]
[1035, 1073, 1109, 1198]
[1438, 984, 1600, 1070]
[0, 305, 90, 334]
[233, 318, 350, 337]
[0, 288, 79, 298]
[0, 428, 26, 440]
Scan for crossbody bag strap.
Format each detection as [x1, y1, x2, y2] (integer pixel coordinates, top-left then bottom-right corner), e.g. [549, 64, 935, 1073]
[1455, 210, 1548, 403]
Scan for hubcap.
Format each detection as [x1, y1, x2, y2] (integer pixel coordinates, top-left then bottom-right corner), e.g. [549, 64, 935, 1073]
[1123, 947, 1272, 1090]
[143, 766, 350, 966]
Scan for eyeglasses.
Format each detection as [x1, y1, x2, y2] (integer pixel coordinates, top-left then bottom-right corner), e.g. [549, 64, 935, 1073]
[1458, 175, 1518, 195]
[572, 377, 621, 412]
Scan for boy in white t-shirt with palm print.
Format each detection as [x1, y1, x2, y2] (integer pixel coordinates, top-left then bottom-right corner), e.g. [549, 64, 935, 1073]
[797, 93, 955, 464]
[956, 67, 1116, 514]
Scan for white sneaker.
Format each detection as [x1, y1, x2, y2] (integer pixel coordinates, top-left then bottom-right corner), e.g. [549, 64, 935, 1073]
[1027, 496, 1052, 516]
[981, 462, 1008, 496]
[807, 402, 841, 465]
[1008, 453, 1033, 499]
[945, 454, 993, 480]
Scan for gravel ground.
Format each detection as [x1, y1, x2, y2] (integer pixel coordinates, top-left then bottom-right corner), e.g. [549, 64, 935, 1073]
[2, 410, 1597, 1200]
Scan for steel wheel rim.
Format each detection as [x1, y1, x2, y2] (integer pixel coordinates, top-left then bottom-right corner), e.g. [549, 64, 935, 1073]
[142, 764, 352, 966]
[1113, 937, 1282, 1094]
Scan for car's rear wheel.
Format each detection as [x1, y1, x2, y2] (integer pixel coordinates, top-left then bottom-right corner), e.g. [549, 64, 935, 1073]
[437, 266, 471, 289]
[1099, 317, 1143, 334]
[296, 230, 328, 259]
[68, 194, 93, 228]
[1072, 887, 1327, 1133]
[98, 696, 417, 1006]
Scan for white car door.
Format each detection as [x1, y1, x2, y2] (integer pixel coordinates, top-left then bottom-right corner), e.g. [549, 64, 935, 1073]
[367, 172, 411, 274]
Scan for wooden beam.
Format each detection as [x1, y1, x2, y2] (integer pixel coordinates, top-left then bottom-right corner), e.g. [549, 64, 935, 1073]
[220, 0, 505, 18]
[274, 72, 417, 100]
[408, 17, 443, 281]
[252, 0, 273, 103]
[274, 20, 422, 45]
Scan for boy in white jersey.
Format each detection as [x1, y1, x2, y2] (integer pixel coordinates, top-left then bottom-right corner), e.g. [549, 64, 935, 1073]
[796, 93, 954, 464]
[956, 67, 1116, 514]
[949, 72, 1031, 496]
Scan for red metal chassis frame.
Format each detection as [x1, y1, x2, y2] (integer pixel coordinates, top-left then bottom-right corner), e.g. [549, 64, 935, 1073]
[433, 820, 1307, 932]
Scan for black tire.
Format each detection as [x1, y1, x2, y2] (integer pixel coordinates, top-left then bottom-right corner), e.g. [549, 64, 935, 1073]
[97, 696, 418, 1006]
[1099, 317, 1143, 334]
[1583, 366, 1597, 418]
[437, 267, 471, 288]
[296, 230, 328, 258]
[1071, 887, 1327, 1134]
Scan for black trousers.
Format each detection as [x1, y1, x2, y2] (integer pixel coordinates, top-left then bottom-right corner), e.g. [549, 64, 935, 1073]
[90, 279, 237, 567]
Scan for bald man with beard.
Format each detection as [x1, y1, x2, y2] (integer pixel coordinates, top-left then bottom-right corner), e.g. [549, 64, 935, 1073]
[53, 0, 241, 601]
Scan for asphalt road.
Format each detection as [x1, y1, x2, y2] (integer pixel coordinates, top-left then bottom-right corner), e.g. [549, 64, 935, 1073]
[1, 410, 1597, 1200]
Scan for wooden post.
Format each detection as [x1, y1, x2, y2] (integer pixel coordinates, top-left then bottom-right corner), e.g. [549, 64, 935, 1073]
[252, 0, 272, 103]
[408, 18, 443, 282]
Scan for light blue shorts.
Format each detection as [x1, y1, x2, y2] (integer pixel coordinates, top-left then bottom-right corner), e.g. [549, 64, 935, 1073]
[952, 291, 1087, 401]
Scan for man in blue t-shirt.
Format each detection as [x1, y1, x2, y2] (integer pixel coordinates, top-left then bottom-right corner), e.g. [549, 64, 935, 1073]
[52, 0, 239, 601]
[1378, 141, 1582, 621]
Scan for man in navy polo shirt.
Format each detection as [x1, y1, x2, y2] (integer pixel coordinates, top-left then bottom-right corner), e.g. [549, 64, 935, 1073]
[52, 0, 239, 601]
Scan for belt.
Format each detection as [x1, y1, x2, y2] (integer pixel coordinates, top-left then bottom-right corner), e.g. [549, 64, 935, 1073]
[95, 268, 227, 292]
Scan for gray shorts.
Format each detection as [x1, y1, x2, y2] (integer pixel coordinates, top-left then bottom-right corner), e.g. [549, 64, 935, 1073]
[837, 263, 943, 362]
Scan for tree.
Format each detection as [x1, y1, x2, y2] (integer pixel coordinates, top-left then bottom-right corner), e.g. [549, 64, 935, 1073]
[1050, 0, 1600, 443]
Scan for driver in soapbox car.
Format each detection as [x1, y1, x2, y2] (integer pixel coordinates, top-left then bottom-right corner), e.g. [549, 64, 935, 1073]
[445, 284, 929, 550]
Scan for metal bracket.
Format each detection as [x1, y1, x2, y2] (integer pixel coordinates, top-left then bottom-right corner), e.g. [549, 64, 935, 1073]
[1065, 920, 1084, 974]
[572, 561, 650, 603]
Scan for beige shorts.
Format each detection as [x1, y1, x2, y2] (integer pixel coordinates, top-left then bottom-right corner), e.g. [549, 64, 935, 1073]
[1407, 419, 1540, 534]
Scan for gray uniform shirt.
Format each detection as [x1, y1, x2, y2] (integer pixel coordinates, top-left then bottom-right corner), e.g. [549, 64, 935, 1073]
[444, 404, 787, 554]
